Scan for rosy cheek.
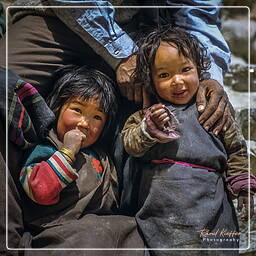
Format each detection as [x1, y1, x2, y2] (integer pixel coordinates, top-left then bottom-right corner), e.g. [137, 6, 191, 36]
[61, 111, 77, 128]
[57, 111, 78, 140]
[91, 126, 102, 138]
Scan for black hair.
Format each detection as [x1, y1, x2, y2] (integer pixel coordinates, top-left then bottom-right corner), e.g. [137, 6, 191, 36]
[132, 27, 211, 95]
[47, 65, 118, 148]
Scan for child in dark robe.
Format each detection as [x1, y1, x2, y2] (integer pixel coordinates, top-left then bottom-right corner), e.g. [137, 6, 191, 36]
[122, 28, 256, 255]
[19, 65, 144, 254]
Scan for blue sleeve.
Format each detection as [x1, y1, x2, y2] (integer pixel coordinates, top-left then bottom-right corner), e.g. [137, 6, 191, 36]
[48, 0, 230, 81]
[24, 144, 57, 166]
[47, 0, 137, 69]
[167, 0, 231, 85]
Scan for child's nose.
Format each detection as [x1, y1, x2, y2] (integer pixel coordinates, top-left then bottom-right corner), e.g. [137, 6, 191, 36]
[171, 75, 184, 86]
[77, 118, 89, 128]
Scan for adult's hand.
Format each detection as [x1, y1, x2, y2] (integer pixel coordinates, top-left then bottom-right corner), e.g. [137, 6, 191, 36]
[196, 79, 235, 136]
[116, 54, 151, 108]
[237, 191, 254, 221]
[116, 54, 144, 104]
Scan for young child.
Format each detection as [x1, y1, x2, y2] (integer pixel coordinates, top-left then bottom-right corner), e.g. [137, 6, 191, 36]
[19, 65, 144, 251]
[122, 28, 256, 253]
[20, 65, 118, 207]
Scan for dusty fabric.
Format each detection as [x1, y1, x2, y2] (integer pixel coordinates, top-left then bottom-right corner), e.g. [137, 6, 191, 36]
[17, 130, 145, 251]
[122, 100, 250, 187]
[136, 165, 239, 256]
[122, 99, 249, 254]
[21, 130, 119, 226]
[0, 152, 24, 256]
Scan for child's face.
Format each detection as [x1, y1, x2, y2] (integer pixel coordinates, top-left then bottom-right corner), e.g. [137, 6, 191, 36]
[152, 41, 199, 105]
[57, 96, 107, 148]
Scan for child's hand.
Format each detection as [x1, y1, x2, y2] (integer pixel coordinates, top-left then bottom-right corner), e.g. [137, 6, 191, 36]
[150, 103, 170, 130]
[237, 191, 254, 221]
[63, 129, 87, 155]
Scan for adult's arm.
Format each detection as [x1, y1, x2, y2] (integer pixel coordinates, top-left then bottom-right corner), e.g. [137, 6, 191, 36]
[221, 117, 256, 220]
[48, 0, 232, 127]
[169, 0, 231, 85]
[49, 1, 230, 80]
[168, 0, 233, 133]
[221, 118, 256, 198]
[47, 0, 137, 70]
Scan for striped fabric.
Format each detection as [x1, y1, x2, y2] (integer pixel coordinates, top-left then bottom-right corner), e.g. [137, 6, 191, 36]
[0, 69, 55, 149]
[15, 81, 38, 102]
[20, 151, 78, 205]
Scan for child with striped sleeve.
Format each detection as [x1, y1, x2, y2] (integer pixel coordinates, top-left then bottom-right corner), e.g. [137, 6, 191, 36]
[18, 65, 144, 251]
[20, 65, 118, 207]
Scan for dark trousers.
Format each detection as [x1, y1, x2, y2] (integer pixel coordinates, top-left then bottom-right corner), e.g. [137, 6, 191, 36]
[0, 15, 115, 99]
[0, 12, 139, 253]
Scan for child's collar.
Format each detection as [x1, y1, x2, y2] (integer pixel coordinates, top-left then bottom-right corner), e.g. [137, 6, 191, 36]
[156, 94, 197, 109]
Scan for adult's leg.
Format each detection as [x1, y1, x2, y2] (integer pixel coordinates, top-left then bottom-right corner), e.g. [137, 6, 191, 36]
[0, 2, 5, 38]
[0, 15, 114, 98]
[0, 151, 25, 255]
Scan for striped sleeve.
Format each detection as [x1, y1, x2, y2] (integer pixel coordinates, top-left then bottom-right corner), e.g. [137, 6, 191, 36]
[20, 151, 78, 205]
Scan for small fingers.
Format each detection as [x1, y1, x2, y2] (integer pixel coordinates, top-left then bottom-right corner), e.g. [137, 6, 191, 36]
[158, 113, 169, 122]
[156, 116, 170, 129]
[237, 197, 244, 212]
[238, 196, 249, 221]
[241, 196, 254, 221]
[151, 105, 170, 129]
[81, 133, 87, 141]
[151, 108, 167, 121]
[151, 104, 165, 112]
[249, 195, 255, 219]
[240, 208, 249, 221]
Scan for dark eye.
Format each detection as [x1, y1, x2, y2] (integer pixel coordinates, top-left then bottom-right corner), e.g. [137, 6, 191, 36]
[182, 67, 192, 72]
[94, 115, 102, 121]
[159, 73, 169, 78]
[73, 108, 82, 113]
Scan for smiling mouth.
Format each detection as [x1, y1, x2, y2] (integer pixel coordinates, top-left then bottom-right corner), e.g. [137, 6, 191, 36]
[173, 90, 187, 97]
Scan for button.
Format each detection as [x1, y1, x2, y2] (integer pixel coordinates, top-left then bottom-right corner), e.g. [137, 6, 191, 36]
[114, 49, 120, 55]
[201, 72, 211, 80]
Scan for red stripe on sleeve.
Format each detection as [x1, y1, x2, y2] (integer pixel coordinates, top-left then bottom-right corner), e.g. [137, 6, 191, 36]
[29, 161, 62, 205]
[52, 153, 78, 181]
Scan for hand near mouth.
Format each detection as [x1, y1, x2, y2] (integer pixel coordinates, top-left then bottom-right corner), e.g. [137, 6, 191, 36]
[62, 129, 87, 156]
